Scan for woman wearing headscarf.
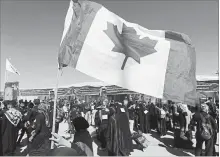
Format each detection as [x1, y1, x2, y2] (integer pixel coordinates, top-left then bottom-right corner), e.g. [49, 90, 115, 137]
[1, 100, 23, 155]
[166, 102, 173, 131]
[106, 107, 120, 156]
[190, 103, 217, 156]
[177, 103, 188, 140]
[28, 103, 51, 156]
[156, 103, 167, 136]
[72, 116, 93, 156]
[134, 102, 140, 132]
[136, 102, 151, 134]
[182, 104, 192, 132]
[148, 102, 157, 130]
[115, 99, 133, 156]
[95, 99, 109, 151]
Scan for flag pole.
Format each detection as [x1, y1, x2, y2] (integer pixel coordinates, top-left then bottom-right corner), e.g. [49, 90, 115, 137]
[5, 59, 8, 84]
[4, 59, 8, 100]
[51, 69, 61, 149]
[4, 69, 8, 84]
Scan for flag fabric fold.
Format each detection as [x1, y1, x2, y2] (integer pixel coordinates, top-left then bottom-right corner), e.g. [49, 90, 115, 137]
[58, 0, 197, 105]
[6, 59, 20, 75]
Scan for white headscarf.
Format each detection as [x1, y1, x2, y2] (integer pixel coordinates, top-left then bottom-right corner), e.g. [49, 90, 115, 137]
[201, 103, 209, 113]
[182, 104, 189, 111]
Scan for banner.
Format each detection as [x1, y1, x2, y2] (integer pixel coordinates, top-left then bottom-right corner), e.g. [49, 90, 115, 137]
[4, 82, 19, 101]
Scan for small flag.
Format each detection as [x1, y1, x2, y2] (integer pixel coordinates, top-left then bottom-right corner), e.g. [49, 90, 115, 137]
[6, 59, 20, 75]
[58, 0, 197, 105]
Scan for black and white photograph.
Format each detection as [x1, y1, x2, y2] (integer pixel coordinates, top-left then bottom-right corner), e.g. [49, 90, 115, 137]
[0, 0, 219, 156]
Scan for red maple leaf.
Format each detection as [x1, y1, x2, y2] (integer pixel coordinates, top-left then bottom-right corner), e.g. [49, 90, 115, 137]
[104, 22, 158, 70]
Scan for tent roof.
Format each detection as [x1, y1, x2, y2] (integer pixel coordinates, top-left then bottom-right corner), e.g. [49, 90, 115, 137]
[18, 75, 218, 90]
[196, 75, 219, 81]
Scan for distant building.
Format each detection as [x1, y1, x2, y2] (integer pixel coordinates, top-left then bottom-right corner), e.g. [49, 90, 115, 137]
[0, 78, 218, 102]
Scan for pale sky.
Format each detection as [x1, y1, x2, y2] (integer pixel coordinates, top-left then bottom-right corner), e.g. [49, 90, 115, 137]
[1, 0, 218, 90]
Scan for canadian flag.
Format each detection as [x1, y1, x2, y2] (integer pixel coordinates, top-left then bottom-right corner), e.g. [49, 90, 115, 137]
[58, 0, 197, 105]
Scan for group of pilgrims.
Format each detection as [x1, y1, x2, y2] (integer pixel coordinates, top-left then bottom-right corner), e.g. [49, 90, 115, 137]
[0, 95, 219, 156]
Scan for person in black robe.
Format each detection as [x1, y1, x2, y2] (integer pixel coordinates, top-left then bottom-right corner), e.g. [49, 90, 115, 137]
[94, 106, 102, 128]
[137, 103, 151, 134]
[149, 103, 157, 130]
[24, 100, 39, 126]
[1, 100, 23, 155]
[178, 105, 187, 139]
[115, 100, 133, 156]
[95, 99, 109, 150]
[28, 103, 51, 156]
[22, 102, 38, 140]
[106, 106, 120, 156]
[134, 102, 140, 132]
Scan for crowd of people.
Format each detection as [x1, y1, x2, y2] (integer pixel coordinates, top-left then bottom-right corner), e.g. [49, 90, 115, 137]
[0, 96, 219, 156]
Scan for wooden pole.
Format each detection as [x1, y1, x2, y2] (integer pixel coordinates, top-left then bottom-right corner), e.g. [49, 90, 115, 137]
[51, 69, 61, 149]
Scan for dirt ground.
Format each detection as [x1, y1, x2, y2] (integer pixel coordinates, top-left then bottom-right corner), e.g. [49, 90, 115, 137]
[15, 121, 219, 156]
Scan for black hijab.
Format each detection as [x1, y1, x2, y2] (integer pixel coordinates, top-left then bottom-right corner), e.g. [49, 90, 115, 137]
[72, 117, 89, 131]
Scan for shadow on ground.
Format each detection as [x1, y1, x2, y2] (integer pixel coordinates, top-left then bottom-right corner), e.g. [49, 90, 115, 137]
[150, 130, 194, 156]
[91, 130, 142, 156]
